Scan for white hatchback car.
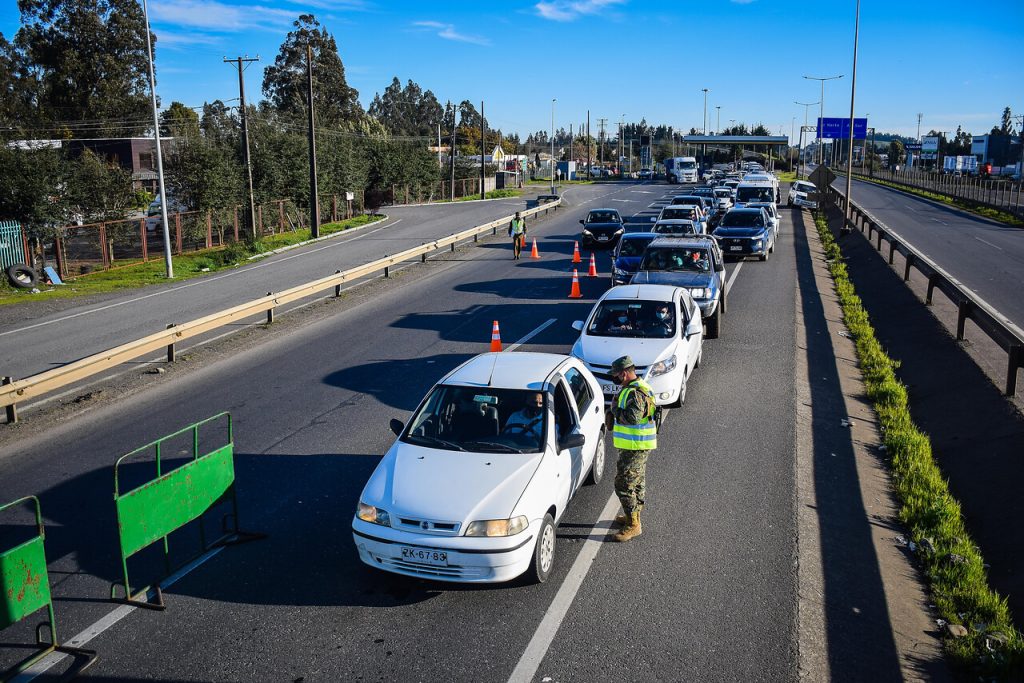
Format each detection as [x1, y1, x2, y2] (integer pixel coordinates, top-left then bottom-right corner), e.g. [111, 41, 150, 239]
[571, 284, 704, 408]
[353, 352, 606, 584]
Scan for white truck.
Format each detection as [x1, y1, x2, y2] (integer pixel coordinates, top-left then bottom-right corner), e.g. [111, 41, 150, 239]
[943, 156, 978, 175]
[665, 156, 699, 184]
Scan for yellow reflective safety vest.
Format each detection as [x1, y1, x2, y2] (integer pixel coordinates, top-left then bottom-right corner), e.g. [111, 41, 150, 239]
[510, 218, 526, 236]
[612, 378, 658, 450]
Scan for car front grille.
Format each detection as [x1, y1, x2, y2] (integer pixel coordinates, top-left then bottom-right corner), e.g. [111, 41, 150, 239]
[377, 557, 489, 580]
[395, 517, 461, 535]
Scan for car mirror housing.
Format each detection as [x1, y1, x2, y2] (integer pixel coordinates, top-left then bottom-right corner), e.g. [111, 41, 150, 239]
[571, 320, 584, 331]
[579, 219, 585, 225]
[558, 433, 586, 451]
[389, 418, 404, 437]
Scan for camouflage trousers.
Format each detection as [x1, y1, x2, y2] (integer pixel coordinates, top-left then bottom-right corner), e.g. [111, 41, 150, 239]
[614, 448, 652, 516]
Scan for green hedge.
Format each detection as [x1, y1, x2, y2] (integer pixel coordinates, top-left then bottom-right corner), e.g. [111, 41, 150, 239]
[812, 210, 1023, 679]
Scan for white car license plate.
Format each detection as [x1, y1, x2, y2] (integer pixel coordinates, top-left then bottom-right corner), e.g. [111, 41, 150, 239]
[597, 235, 609, 241]
[602, 383, 620, 395]
[729, 245, 743, 251]
[400, 547, 448, 566]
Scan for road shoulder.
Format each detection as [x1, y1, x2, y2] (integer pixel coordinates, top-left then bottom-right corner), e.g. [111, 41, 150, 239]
[792, 206, 950, 681]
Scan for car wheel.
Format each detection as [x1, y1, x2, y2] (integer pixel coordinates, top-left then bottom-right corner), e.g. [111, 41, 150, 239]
[670, 374, 687, 408]
[585, 431, 605, 485]
[694, 346, 703, 369]
[769, 240, 775, 254]
[760, 248, 769, 262]
[528, 514, 556, 584]
[706, 306, 721, 339]
[787, 197, 793, 206]
[6, 264, 39, 289]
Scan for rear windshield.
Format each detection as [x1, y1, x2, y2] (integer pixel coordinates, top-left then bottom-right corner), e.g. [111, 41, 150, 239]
[720, 211, 765, 227]
[617, 236, 654, 256]
[660, 207, 694, 220]
[587, 211, 620, 223]
[736, 186, 775, 203]
[653, 222, 697, 235]
[714, 189, 732, 197]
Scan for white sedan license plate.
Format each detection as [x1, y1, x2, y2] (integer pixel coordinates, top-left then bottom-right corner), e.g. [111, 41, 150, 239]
[729, 245, 743, 251]
[602, 383, 620, 395]
[400, 547, 448, 566]
[597, 235, 609, 241]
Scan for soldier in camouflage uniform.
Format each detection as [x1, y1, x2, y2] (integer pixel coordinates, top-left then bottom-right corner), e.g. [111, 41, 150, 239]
[607, 355, 658, 542]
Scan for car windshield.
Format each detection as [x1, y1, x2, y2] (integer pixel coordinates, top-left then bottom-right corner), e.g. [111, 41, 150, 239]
[654, 222, 696, 235]
[641, 247, 711, 273]
[403, 385, 547, 454]
[680, 161, 697, 170]
[588, 300, 676, 339]
[587, 211, 619, 223]
[660, 208, 694, 220]
[617, 237, 654, 256]
[720, 211, 764, 227]
[714, 189, 732, 198]
[736, 186, 775, 203]
[794, 182, 816, 193]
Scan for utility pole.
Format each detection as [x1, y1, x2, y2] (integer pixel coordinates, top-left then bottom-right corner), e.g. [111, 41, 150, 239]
[842, 0, 861, 235]
[702, 88, 709, 170]
[618, 115, 625, 178]
[437, 123, 442, 169]
[917, 113, 923, 141]
[550, 99, 556, 193]
[715, 106, 721, 136]
[598, 118, 607, 171]
[449, 104, 456, 201]
[225, 55, 260, 241]
[305, 45, 320, 238]
[142, 0, 173, 278]
[587, 110, 591, 179]
[480, 100, 485, 200]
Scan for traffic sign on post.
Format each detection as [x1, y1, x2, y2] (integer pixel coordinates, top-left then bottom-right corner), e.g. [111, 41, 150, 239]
[816, 117, 868, 139]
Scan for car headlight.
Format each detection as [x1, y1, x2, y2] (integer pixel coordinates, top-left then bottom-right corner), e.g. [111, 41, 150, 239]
[647, 355, 677, 377]
[689, 287, 711, 299]
[752, 239, 763, 247]
[582, 228, 592, 235]
[357, 502, 391, 527]
[465, 516, 529, 537]
[614, 227, 624, 234]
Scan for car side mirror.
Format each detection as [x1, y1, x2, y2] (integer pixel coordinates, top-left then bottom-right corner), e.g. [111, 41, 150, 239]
[715, 262, 725, 273]
[579, 219, 585, 225]
[558, 432, 586, 451]
[571, 320, 584, 331]
[685, 318, 703, 338]
[389, 418, 404, 437]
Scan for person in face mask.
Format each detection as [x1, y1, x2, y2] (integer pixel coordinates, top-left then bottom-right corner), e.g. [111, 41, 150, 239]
[647, 303, 673, 336]
[608, 310, 634, 332]
[503, 392, 546, 442]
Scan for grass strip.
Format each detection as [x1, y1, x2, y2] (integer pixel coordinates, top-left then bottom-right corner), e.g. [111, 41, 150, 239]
[811, 209, 1023, 679]
[846, 173, 1024, 228]
[0, 214, 385, 306]
[775, 171, 797, 184]
[454, 188, 523, 201]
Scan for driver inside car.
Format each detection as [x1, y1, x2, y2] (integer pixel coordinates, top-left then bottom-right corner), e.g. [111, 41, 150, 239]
[503, 392, 545, 441]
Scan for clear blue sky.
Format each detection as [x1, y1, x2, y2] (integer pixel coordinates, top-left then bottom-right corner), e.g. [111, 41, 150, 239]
[3, 0, 1023, 142]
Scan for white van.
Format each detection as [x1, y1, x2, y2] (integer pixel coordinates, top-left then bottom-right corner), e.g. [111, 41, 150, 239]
[734, 180, 777, 209]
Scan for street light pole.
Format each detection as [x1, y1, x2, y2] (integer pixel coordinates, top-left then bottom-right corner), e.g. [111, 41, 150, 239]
[804, 74, 843, 165]
[550, 98, 556, 193]
[715, 105, 721, 135]
[842, 0, 861, 235]
[142, 0, 173, 278]
[702, 88, 709, 170]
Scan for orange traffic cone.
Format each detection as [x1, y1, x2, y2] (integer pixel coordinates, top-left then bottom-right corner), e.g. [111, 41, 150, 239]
[568, 269, 583, 299]
[587, 252, 598, 277]
[530, 238, 540, 259]
[572, 241, 582, 263]
[490, 320, 503, 352]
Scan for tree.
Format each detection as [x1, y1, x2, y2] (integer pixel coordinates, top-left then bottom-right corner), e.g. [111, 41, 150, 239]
[369, 77, 444, 137]
[1000, 106, 1016, 135]
[160, 101, 199, 138]
[0, 143, 70, 233]
[262, 14, 361, 126]
[12, 0, 153, 135]
[65, 148, 134, 221]
[888, 139, 905, 169]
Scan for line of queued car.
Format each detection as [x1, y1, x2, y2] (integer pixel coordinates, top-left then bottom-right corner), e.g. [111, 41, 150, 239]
[350, 164, 786, 586]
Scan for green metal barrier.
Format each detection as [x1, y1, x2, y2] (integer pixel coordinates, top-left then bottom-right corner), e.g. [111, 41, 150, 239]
[1, 495, 97, 680]
[111, 412, 264, 609]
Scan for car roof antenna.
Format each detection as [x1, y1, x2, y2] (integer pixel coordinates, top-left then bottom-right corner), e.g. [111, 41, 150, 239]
[486, 353, 499, 387]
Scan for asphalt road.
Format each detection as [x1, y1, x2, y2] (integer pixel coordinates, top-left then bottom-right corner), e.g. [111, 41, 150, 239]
[834, 175, 1024, 326]
[0, 180, 808, 682]
[0, 192, 587, 381]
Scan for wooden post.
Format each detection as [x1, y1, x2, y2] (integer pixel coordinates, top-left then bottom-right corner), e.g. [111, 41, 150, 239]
[233, 207, 240, 242]
[99, 223, 110, 269]
[266, 293, 274, 324]
[166, 323, 176, 362]
[139, 219, 148, 261]
[175, 214, 183, 254]
[206, 210, 213, 249]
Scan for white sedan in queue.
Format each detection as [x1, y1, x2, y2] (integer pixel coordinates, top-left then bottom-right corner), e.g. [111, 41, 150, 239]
[352, 352, 606, 584]
[571, 284, 704, 408]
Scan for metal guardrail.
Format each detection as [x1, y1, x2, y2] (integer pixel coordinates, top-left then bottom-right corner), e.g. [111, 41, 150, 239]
[1, 198, 561, 420]
[828, 185, 1023, 396]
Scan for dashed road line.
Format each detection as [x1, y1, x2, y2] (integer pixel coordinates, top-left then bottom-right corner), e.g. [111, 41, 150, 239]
[973, 235, 1003, 251]
[505, 318, 557, 352]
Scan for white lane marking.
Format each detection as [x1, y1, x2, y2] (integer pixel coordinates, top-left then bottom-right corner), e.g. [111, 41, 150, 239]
[631, 190, 655, 194]
[14, 546, 227, 681]
[0, 218, 402, 338]
[507, 493, 620, 683]
[725, 261, 744, 295]
[505, 319, 557, 352]
[609, 199, 631, 203]
[930, 218, 948, 226]
[973, 236, 1004, 251]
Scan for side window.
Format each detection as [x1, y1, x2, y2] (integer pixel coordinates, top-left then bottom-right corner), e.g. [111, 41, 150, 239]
[564, 368, 594, 415]
[553, 382, 578, 442]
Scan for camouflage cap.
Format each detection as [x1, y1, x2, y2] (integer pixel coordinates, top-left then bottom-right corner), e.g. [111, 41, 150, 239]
[611, 355, 635, 374]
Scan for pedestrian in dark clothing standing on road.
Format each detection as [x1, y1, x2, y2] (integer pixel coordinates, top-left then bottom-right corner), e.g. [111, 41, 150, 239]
[509, 211, 527, 260]
[606, 355, 658, 542]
